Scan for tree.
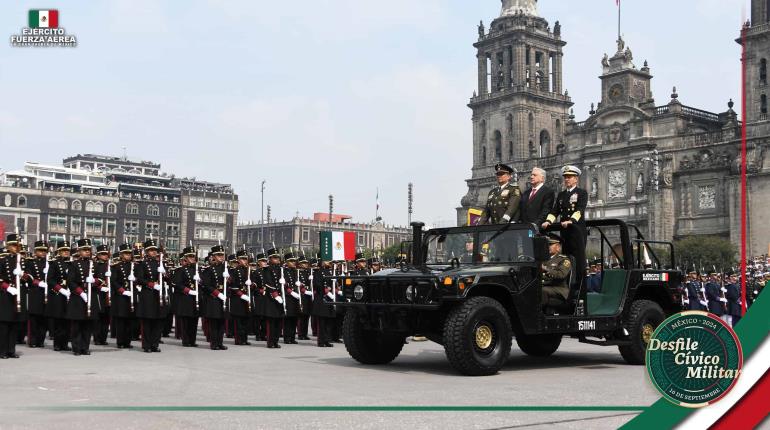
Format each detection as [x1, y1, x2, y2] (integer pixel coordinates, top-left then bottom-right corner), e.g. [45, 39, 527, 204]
[674, 236, 737, 272]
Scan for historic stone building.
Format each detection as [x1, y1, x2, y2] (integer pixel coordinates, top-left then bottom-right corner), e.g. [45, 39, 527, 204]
[459, 0, 770, 256]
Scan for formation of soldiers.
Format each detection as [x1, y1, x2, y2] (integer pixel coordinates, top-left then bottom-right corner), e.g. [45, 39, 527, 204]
[0, 233, 386, 358]
[681, 265, 767, 327]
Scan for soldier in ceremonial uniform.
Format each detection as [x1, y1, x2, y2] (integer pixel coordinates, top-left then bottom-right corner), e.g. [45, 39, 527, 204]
[0, 234, 24, 358]
[478, 163, 521, 225]
[542, 165, 588, 287]
[261, 249, 286, 348]
[351, 253, 369, 276]
[46, 240, 72, 351]
[540, 234, 572, 309]
[724, 272, 742, 327]
[281, 252, 300, 344]
[92, 245, 112, 345]
[251, 253, 269, 342]
[295, 253, 313, 340]
[705, 271, 726, 320]
[65, 238, 103, 356]
[312, 258, 335, 347]
[172, 246, 200, 347]
[201, 245, 229, 350]
[228, 250, 253, 345]
[111, 244, 137, 349]
[135, 239, 170, 353]
[25, 241, 50, 348]
[368, 256, 382, 274]
[685, 268, 706, 311]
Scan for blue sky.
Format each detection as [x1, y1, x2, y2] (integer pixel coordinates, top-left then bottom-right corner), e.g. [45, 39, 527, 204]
[0, 0, 747, 227]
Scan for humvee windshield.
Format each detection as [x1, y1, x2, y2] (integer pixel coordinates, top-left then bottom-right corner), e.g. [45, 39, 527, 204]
[424, 227, 536, 265]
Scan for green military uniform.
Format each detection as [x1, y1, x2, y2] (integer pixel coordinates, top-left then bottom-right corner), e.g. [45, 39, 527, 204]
[479, 163, 521, 225]
[542, 253, 572, 307]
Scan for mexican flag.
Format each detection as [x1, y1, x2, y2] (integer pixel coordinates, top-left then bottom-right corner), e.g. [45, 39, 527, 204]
[320, 231, 356, 261]
[29, 10, 59, 28]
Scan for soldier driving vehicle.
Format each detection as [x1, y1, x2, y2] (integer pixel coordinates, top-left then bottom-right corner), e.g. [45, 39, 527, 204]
[332, 219, 683, 376]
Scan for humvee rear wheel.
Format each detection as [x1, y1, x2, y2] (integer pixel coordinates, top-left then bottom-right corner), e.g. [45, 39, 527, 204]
[515, 333, 562, 357]
[443, 297, 512, 376]
[618, 300, 665, 365]
[342, 310, 405, 365]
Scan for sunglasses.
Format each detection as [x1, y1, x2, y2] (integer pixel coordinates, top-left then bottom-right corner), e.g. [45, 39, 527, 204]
[495, 172, 509, 176]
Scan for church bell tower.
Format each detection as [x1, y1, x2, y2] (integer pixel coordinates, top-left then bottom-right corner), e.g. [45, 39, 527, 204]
[459, 0, 573, 225]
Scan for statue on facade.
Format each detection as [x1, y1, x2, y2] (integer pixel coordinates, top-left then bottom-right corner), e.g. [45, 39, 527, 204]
[591, 177, 598, 198]
[501, 0, 538, 17]
[478, 20, 485, 38]
[601, 53, 610, 70]
[636, 173, 644, 194]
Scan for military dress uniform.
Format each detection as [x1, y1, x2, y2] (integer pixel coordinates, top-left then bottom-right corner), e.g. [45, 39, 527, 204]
[228, 250, 253, 345]
[296, 263, 314, 341]
[110, 244, 137, 349]
[172, 247, 200, 347]
[250, 254, 269, 342]
[65, 239, 104, 356]
[201, 245, 228, 350]
[24, 242, 50, 348]
[544, 165, 588, 287]
[281, 253, 300, 344]
[135, 240, 170, 353]
[261, 249, 286, 348]
[705, 276, 726, 317]
[478, 163, 521, 225]
[46, 241, 72, 351]
[0, 235, 25, 358]
[92, 245, 112, 346]
[724, 275, 742, 327]
[685, 271, 706, 311]
[541, 235, 572, 308]
[312, 263, 336, 347]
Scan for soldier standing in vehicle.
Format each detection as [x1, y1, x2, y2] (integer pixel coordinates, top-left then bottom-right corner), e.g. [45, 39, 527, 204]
[541, 234, 572, 308]
[542, 165, 588, 287]
[478, 163, 521, 225]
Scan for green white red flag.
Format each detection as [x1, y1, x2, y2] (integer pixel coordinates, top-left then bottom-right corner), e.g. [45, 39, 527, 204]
[320, 231, 356, 261]
[28, 10, 59, 28]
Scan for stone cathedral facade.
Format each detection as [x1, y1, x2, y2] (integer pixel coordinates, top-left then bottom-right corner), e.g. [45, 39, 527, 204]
[458, 0, 770, 257]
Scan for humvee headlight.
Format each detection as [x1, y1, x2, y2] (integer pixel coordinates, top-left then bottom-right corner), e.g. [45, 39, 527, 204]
[345, 278, 352, 286]
[443, 277, 453, 286]
[458, 276, 476, 291]
[353, 285, 364, 300]
[405, 285, 414, 301]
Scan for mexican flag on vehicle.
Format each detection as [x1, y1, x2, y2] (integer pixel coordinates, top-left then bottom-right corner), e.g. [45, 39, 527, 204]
[320, 231, 356, 261]
[29, 10, 59, 28]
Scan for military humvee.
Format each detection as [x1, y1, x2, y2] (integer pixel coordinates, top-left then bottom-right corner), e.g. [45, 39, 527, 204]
[334, 219, 683, 376]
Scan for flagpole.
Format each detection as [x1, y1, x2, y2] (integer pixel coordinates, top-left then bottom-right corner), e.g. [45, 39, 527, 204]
[617, 0, 621, 42]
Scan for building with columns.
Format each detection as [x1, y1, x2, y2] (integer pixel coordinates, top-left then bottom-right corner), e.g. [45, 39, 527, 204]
[459, 0, 770, 257]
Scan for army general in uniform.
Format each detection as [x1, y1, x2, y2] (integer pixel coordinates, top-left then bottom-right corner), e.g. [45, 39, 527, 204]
[477, 163, 521, 225]
[541, 234, 572, 308]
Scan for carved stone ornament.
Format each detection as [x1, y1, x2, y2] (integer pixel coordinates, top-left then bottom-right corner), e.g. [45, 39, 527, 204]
[698, 185, 716, 210]
[608, 169, 627, 199]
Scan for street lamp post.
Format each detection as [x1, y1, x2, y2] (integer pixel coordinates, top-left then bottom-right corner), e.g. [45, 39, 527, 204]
[261, 180, 266, 251]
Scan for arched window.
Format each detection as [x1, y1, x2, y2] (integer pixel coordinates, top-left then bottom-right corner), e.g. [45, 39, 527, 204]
[85, 201, 94, 212]
[555, 119, 562, 141]
[539, 130, 551, 158]
[106, 203, 117, 214]
[494, 130, 503, 160]
[94, 202, 103, 212]
[761, 94, 768, 115]
[506, 114, 513, 136]
[508, 141, 514, 158]
[760, 58, 767, 83]
[147, 205, 159, 217]
[17, 196, 26, 207]
[479, 119, 487, 141]
[168, 207, 179, 218]
[71, 200, 82, 211]
[49, 198, 59, 209]
[528, 113, 534, 136]
[59, 199, 67, 209]
[126, 203, 139, 215]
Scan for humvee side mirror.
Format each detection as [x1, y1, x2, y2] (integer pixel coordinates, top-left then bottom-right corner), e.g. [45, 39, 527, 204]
[533, 236, 549, 261]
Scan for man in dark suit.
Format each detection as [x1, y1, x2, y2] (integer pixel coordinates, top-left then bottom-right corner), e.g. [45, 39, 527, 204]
[520, 167, 555, 226]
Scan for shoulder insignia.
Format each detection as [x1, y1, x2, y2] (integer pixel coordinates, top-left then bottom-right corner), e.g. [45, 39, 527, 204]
[514, 188, 521, 196]
[563, 259, 571, 268]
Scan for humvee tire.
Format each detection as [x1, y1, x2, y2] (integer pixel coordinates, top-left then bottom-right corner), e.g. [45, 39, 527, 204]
[443, 297, 512, 376]
[515, 333, 562, 357]
[618, 300, 665, 365]
[342, 310, 405, 365]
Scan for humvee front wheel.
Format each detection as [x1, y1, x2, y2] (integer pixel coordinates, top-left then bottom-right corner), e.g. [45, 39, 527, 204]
[443, 297, 512, 376]
[618, 300, 665, 365]
[342, 310, 405, 365]
[516, 333, 562, 357]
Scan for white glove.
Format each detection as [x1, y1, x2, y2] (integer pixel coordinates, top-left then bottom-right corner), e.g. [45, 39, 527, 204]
[326, 292, 335, 300]
[217, 294, 226, 302]
[60, 288, 71, 299]
[128, 274, 137, 282]
[122, 291, 132, 297]
[193, 274, 201, 282]
[86, 276, 95, 284]
[223, 271, 230, 279]
[291, 291, 300, 300]
[80, 292, 88, 302]
[720, 298, 727, 302]
[188, 290, 198, 296]
[295, 281, 302, 287]
[6, 286, 18, 296]
[304, 290, 313, 296]
[13, 267, 22, 276]
[158, 266, 166, 274]
[279, 278, 286, 285]
[240, 294, 250, 302]
[275, 296, 284, 304]
[105, 271, 112, 278]
[502, 214, 511, 222]
[153, 284, 162, 292]
[245, 279, 252, 287]
[100, 287, 109, 293]
[38, 281, 48, 289]
[337, 290, 343, 295]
